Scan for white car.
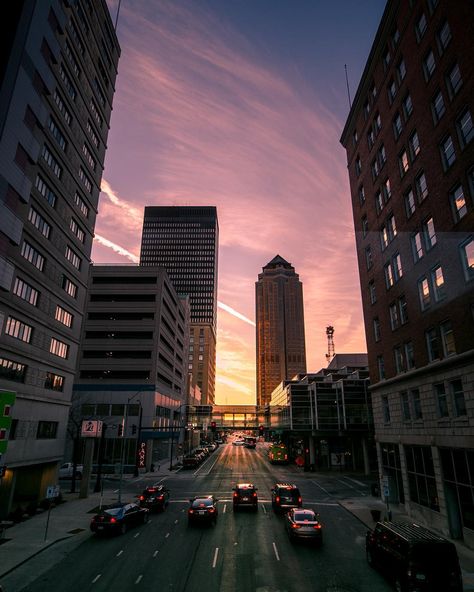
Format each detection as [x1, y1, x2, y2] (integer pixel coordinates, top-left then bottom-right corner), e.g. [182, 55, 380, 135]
[58, 462, 83, 479]
[232, 439, 245, 446]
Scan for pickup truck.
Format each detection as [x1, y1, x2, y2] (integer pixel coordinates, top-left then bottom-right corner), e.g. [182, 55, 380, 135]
[58, 462, 83, 479]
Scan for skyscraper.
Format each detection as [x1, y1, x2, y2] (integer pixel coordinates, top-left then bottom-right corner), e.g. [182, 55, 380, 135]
[256, 255, 307, 406]
[140, 206, 219, 405]
[340, 0, 474, 541]
[0, 0, 120, 517]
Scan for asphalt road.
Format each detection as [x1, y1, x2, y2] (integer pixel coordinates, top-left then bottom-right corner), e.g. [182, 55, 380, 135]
[14, 442, 392, 592]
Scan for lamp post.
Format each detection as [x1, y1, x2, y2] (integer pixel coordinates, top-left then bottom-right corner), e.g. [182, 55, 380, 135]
[169, 404, 188, 471]
[117, 391, 145, 503]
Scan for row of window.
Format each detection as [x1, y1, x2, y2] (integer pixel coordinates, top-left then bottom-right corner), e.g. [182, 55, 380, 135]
[381, 377, 466, 424]
[4, 317, 70, 359]
[0, 356, 64, 391]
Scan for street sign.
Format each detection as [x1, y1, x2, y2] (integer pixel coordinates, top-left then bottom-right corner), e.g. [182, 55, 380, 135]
[46, 485, 60, 499]
[382, 475, 390, 498]
[81, 420, 103, 437]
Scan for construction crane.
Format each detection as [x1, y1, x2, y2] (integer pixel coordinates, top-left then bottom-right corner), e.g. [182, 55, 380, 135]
[325, 326, 335, 364]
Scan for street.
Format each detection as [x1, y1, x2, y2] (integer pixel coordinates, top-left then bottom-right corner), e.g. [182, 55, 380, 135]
[3, 442, 391, 592]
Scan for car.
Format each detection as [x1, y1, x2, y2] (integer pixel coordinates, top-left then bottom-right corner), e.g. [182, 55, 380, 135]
[232, 439, 245, 446]
[58, 462, 83, 479]
[366, 521, 463, 591]
[232, 483, 258, 511]
[285, 508, 323, 545]
[183, 454, 200, 469]
[188, 495, 218, 525]
[90, 502, 149, 536]
[271, 483, 302, 513]
[138, 483, 170, 512]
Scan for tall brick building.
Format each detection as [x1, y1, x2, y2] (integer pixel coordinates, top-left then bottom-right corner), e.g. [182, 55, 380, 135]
[341, 0, 474, 544]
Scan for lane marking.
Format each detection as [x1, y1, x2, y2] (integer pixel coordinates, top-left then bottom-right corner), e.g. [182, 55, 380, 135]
[174, 519, 178, 524]
[134, 532, 140, 538]
[344, 476, 366, 487]
[113, 489, 119, 493]
[212, 547, 219, 568]
[272, 542, 280, 561]
[135, 575, 143, 584]
[223, 504, 227, 514]
[165, 532, 170, 538]
[116, 550, 123, 557]
[310, 479, 332, 496]
[262, 504, 267, 514]
[92, 575, 101, 583]
[153, 550, 159, 558]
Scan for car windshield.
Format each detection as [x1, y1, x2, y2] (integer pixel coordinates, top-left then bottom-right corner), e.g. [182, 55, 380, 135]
[410, 543, 458, 568]
[192, 498, 213, 508]
[237, 487, 254, 494]
[294, 512, 315, 521]
[280, 489, 299, 501]
[103, 507, 123, 516]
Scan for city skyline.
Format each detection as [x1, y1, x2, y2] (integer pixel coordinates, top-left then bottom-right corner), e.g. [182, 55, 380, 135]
[92, 0, 386, 404]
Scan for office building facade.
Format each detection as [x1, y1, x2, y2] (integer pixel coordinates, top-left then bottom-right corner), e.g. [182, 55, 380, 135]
[256, 255, 307, 406]
[341, 0, 474, 544]
[140, 206, 219, 405]
[0, 0, 120, 518]
[73, 265, 190, 470]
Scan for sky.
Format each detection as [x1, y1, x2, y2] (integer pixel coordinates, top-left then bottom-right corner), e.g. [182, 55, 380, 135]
[95, 0, 386, 404]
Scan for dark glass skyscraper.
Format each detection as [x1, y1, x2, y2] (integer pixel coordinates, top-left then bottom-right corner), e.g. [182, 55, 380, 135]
[140, 206, 219, 404]
[256, 255, 307, 406]
[0, 0, 120, 517]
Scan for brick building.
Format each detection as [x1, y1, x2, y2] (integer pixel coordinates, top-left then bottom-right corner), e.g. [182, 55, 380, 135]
[341, 0, 474, 544]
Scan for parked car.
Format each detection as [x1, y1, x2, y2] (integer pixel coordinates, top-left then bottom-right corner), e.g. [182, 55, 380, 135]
[138, 483, 170, 512]
[58, 462, 83, 479]
[232, 483, 258, 511]
[90, 502, 149, 536]
[285, 508, 323, 545]
[188, 495, 218, 525]
[271, 483, 302, 513]
[366, 521, 463, 591]
[183, 455, 200, 469]
[232, 439, 245, 446]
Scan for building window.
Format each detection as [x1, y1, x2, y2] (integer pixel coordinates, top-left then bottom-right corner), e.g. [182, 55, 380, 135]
[44, 372, 64, 392]
[440, 321, 456, 357]
[363, 100, 370, 120]
[423, 217, 437, 250]
[450, 184, 467, 221]
[58, 63, 76, 100]
[405, 341, 415, 369]
[426, 327, 440, 361]
[415, 13, 427, 42]
[399, 149, 409, 177]
[48, 117, 66, 151]
[369, 281, 376, 304]
[389, 303, 399, 330]
[82, 143, 96, 170]
[35, 174, 57, 207]
[457, 109, 473, 147]
[450, 379, 466, 417]
[50, 337, 69, 358]
[382, 46, 391, 70]
[431, 90, 445, 123]
[405, 445, 439, 511]
[402, 94, 413, 120]
[431, 265, 445, 301]
[79, 168, 92, 193]
[374, 112, 382, 134]
[388, 79, 397, 104]
[382, 394, 390, 421]
[440, 135, 456, 169]
[371, 158, 379, 180]
[65, 245, 81, 270]
[460, 237, 474, 281]
[393, 113, 403, 139]
[418, 277, 431, 310]
[55, 305, 73, 327]
[447, 63, 462, 98]
[365, 245, 373, 270]
[423, 50, 436, 81]
[378, 145, 387, 169]
[383, 178, 391, 202]
[86, 120, 100, 149]
[392, 28, 400, 47]
[401, 391, 411, 420]
[5, 317, 32, 343]
[437, 20, 452, 53]
[397, 59, 406, 83]
[13, 277, 39, 306]
[358, 185, 365, 204]
[367, 128, 375, 150]
[373, 317, 381, 342]
[37, 421, 58, 439]
[28, 207, 51, 239]
[70, 218, 85, 242]
[393, 253, 403, 281]
[0, 356, 27, 383]
[20, 241, 45, 271]
[434, 383, 449, 418]
[74, 192, 89, 218]
[409, 131, 420, 160]
[394, 346, 404, 374]
[355, 156, 362, 177]
[415, 171, 428, 202]
[42, 145, 62, 178]
[361, 216, 368, 238]
[377, 356, 385, 381]
[405, 188, 416, 218]
[384, 262, 394, 289]
[62, 275, 78, 298]
[53, 90, 71, 126]
[375, 190, 384, 214]
[411, 389, 422, 420]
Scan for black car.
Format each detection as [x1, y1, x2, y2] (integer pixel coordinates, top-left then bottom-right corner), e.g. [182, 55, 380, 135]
[232, 483, 258, 511]
[90, 502, 149, 535]
[188, 495, 218, 525]
[285, 508, 323, 545]
[366, 521, 463, 591]
[183, 454, 200, 469]
[271, 483, 302, 513]
[138, 484, 170, 512]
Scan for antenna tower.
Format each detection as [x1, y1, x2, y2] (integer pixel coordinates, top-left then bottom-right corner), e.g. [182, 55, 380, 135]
[325, 326, 335, 364]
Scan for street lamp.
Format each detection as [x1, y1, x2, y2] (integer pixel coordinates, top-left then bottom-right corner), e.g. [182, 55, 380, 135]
[169, 404, 188, 471]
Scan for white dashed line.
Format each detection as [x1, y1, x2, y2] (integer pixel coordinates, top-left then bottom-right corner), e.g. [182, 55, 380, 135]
[262, 504, 267, 514]
[272, 542, 280, 561]
[116, 550, 123, 557]
[135, 575, 143, 584]
[223, 504, 227, 514]
[134, 532, 140, 538]
[165, 532, 170, 538]
[212, 547, 219, 568]
[153, 550, 159, 558]
[310, 479, 332, 496]
[174, 519, 178, 524]
[92, 574, 101, 583]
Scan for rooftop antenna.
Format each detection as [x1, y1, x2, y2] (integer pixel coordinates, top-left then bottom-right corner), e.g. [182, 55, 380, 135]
[114, 0, 122, 31]
[325, 326, 335, 365]
[344, 65, 352, 109]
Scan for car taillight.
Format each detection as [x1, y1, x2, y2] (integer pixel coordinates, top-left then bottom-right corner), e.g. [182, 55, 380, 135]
[139, 495, 144, 501]
[298, 497, 302, 504]
[110, 517, 117, 523]
[276, 496, 280, 503]
[284, 454, 288, 460]
[252, 492, 257, 497]
[157, 495, 163, 500]
[208, 507, 215, 513]
[188, 509, 194, 514]
[233, 492, 238, 498]
[291, 523, 301, 529]
[313, 523, 322, 529]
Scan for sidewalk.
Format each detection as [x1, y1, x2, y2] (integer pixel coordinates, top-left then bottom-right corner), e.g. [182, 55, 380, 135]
[339, 496, 474, 590]
[0, 464, 175, 580]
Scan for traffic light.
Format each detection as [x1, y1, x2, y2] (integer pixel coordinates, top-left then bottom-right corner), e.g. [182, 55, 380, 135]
[131, 424, 137, 435]
[118, 423, 123, 437]
[210, 421, 216, 432]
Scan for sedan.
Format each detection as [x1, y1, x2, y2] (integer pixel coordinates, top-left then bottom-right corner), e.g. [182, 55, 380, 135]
[188, 496, 218, 525]
[138, 484, 170, 512]
[284, 508, 323, 545]
[232, 439, 245, 446]
[90, 502, 149, 536]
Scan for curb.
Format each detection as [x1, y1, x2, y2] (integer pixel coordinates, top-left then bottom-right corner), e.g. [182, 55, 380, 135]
[0, 535, 72, 579]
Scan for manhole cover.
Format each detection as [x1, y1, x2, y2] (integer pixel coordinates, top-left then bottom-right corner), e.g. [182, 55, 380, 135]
[67, 528, 86, 534]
